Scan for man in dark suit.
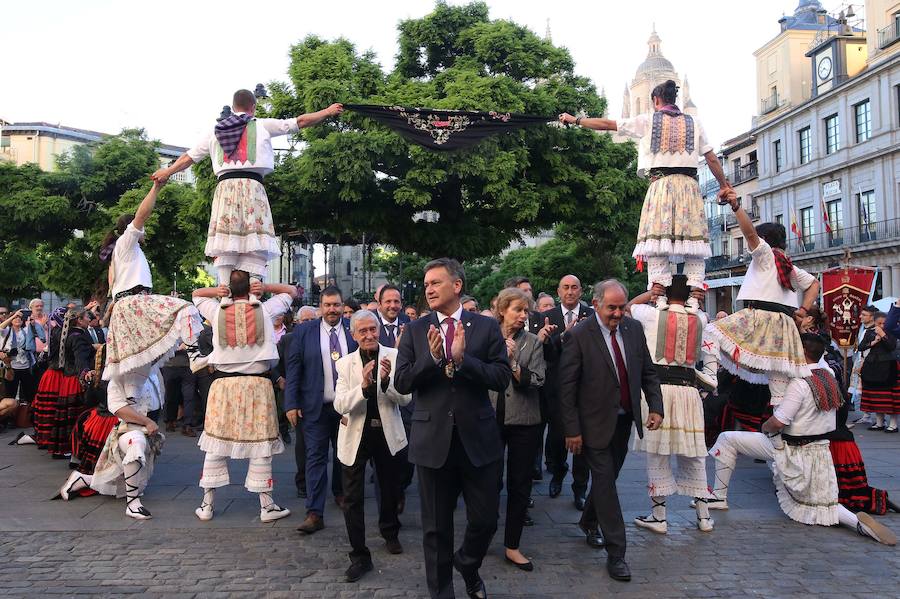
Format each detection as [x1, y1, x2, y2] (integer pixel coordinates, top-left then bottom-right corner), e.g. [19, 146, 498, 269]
[285, 286, 358, 534]
[395, 258, 511, 599]
[542, 275, 595, 506]
[559, 279, 663, 582]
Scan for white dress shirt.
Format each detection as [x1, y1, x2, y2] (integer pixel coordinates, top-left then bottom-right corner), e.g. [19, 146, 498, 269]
[433, 304, 464, 363]
[774, 366, 837, 437]
[320, 319, 349, 402]
[110, 223, 153, 297]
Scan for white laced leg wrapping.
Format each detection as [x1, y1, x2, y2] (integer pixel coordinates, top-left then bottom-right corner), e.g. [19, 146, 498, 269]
[646, 256, 674, 289]
[245, 457, 273, 493]
[709, 431, 775, 500]
[119, 431, 149, 514]
[683, 257, 706, 290]
[200, 454, 230, 489]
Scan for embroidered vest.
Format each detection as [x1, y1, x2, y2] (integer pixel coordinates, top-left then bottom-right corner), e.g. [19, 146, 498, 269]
[653, 308, 703, 367]
[216, 301, 265, 349]
[214, 120, 258, 166]
[650, 111, 695, 155]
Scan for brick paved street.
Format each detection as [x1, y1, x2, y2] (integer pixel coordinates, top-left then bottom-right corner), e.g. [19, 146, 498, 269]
[1, 416, 898, 598]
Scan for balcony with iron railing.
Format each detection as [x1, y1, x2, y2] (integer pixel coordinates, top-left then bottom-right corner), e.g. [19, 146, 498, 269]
[706, 253, 750, 272]
[788, 218, 900, 255]
[878, 21, 900, 49]
[760, 92, 785, 115]
[732, 161, 758, 185]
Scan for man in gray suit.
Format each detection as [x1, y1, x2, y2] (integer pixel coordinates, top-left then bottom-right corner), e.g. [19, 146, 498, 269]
[559, 279, 663, 582]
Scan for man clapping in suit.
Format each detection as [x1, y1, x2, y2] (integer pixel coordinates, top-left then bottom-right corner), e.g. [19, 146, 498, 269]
[395, 258, 511, 599]
[559, 279, 663, 582]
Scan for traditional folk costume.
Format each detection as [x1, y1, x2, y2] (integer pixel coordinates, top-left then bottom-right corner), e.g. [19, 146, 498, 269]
[706, 240, 816, 406]
[187, 115, 299, 282]
[858, 326, 899, 429]
[67, 346, 118, 478]
[193, 291, 293, 523]
[103, 222, 201, 403]
[707, 366, 897, 545]
[32, 310, 95, 458]
[615, 106, 713, 290]
[630, 300, 717, 533]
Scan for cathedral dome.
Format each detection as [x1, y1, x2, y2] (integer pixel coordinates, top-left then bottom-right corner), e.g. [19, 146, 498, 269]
[634, 28, 677, 81]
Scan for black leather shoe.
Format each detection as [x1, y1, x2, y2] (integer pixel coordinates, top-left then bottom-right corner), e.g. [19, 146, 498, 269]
[453, 553, 487, 599]
[523, 513, 534, 527]
[527, 496, 535, 508]
[548, 477, 563, 498]
[385, 538, 403, 554]
[573, 493, 586, 511]
[531, 468, 543, 481]
[578, 523, 604, 549]
[606, 557, 631, 582]
[345, 560, 373, 582]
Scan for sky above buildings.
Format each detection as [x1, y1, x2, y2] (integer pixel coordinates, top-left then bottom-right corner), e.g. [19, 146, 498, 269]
[3, 1, 847, 150]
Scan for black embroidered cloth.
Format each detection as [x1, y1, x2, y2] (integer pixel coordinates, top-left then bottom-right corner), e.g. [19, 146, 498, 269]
[345, 104, 553, 151]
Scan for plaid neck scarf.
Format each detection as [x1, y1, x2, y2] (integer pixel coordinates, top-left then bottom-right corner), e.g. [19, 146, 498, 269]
[214, 113, 253, 157]
[805, 368, 843, 412]
[772, 248, 794, 291]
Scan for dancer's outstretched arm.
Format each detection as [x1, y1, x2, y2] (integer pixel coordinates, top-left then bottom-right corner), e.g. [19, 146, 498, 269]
[133, 180, 164, 231]
[297, 103, 343, 128]
[151, 154, 194, 183]
[558, 112, 618, 131]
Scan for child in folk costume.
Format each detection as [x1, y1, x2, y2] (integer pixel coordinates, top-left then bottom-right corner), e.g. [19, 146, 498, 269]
[100, 180, 202, 410]
[558, 80, 734, 292]
[192, 272, 298, 523]
[706, 193, 819, 407]
[629, 275, 718, 534]
[707, 334, 896, 546]
[151, 89, 342, 283]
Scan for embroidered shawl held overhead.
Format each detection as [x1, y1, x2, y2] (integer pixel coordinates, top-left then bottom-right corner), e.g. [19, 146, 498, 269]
[344, 104, 554, 151]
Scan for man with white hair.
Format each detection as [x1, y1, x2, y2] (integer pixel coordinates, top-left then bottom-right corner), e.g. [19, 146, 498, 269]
[333, 309, 412, 582]
[297, 306, 318, 322]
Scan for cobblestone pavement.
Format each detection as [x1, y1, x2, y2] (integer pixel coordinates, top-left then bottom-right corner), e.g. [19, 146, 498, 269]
[1, 415, 898, 598]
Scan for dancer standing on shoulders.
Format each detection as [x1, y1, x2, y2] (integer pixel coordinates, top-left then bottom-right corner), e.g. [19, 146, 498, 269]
[559, 80, 733, 294]
[705, 192, 819, 408]
[100, 180, 202, 411]
[151, 89, 342, 283]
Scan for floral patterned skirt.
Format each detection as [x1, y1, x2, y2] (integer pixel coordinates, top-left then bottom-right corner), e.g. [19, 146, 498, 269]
[206, 178, 280, 261]
[707, 308, 810, 384]
[104, 294, 202, 381]
[633, 174, 711, 261]
[198, 375, 284, 459]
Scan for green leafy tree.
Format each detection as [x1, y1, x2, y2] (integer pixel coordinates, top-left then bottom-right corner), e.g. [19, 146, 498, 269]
[262, 1, 645, 263]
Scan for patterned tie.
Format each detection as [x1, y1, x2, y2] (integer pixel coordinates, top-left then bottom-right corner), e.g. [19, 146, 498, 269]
[610, 327, 632, 412]
[329, 327, 341, 389]
[385, 324, 396, 347]
[444, 317, 455, 362]
[566, 310, 575, 326]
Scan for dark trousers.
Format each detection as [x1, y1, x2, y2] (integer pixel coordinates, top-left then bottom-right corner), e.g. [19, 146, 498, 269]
[5, 367, 36, 405]
[303, 405, 344, 516]
[162, 366, 196, 426]
[195, 370, 213, 427]
[400, 421, 415, 490]
[579, 412, 634, 557]
[546, 410, 590, 492]
[342, 422, 402, 564]
[294, 418, 307, 491]
[500, 423, 542, 550]
[418, 429, 501, 599]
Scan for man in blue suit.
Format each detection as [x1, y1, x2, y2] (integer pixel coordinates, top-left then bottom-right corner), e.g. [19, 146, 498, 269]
[395, 258, 511, 599]
[285, 286, 358, 534]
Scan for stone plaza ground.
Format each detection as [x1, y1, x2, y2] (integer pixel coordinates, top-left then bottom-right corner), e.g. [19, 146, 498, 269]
[1, 415, 898, 598]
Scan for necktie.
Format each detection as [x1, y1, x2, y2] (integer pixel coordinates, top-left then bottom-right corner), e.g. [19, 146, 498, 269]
[610, 327, 632, 412]
[89, 328, 98, 344]
[444, 317, 455, 362]
[566, 310, 574, 326]
[329, 327, 341, 389]
[385, 324, 396, 347]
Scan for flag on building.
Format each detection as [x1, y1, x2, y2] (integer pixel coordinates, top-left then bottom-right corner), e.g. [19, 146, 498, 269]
[790, 210, 804, 249]
[821, 198, 832, 234]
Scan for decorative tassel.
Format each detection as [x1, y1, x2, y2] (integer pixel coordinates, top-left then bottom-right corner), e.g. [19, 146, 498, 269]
[636, 257, 644, 273]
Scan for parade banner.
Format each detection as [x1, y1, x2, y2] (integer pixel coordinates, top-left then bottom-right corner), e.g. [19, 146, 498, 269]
[822, 266, 877, 348]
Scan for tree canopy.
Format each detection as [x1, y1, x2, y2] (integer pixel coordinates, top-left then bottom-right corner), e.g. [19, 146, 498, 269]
[263, 1, 646, 263]
[0, 130, 208, 302]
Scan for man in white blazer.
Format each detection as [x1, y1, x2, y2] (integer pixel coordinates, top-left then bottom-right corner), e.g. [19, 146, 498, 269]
[334, 309, 412, 583]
